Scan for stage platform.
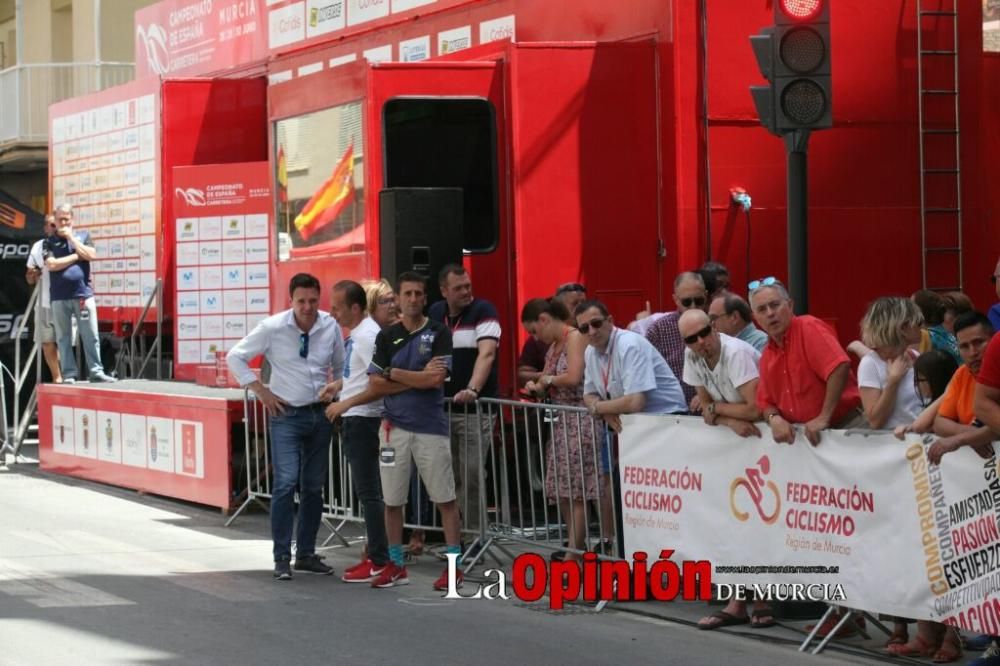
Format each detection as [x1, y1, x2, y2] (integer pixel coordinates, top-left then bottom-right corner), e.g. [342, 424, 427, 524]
[38, 380, 250, 510]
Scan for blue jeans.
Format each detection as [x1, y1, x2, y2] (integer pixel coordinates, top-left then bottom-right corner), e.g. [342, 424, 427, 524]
[50, 296, 102, 380]
[342, 416, 388, 566]
[268, 404, 333, 562]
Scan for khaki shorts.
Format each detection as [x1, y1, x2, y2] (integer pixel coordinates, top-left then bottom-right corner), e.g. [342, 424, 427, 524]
[378, 422, 456, 507]
[36, 305, 56, 344]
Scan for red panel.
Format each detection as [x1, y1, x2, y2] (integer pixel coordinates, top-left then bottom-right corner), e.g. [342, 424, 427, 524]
[135, 0, 269, 78]
[38, 384, 239, 509]
[509, 42, 660, 327]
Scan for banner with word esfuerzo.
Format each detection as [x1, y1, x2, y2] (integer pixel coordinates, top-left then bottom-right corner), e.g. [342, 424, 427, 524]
[620, 415, 1000, 633]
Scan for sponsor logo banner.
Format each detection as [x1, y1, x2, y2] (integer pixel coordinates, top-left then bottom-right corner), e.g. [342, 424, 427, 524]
[135, 0, 268, 78]
[621, 415, 1000, 632]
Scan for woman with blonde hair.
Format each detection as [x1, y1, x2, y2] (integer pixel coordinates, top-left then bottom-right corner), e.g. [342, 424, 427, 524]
[857, 297, 924, 430]
[361, 279, 399, 329]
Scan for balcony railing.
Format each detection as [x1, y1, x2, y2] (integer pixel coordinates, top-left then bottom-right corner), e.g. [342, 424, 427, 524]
[0, 62, 135, 146]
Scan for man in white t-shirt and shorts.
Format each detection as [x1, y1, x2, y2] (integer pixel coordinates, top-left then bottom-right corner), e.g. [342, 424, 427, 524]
[25, 214, 62, 383]
[678, 309, 774, 630]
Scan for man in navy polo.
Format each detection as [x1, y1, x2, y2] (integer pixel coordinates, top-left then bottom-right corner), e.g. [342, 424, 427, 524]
[45, 203, 114, 383]
[428, 264, 500, 538]
[366, 272, 464, 590]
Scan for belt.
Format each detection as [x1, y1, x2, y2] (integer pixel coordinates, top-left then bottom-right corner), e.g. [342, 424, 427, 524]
[287, 401, 329, 410]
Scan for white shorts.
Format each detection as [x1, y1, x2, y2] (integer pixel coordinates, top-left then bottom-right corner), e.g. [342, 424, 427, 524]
[36, 305, 56, 344]
[378, 422, 457, 507]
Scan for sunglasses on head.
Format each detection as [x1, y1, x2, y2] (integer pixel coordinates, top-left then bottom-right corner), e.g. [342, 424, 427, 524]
[683, 325, 713, 345]
[577, 317, 606, 334]
[679, 296, 706, 308]
[299, 332, 309, 359]
[748, 276, 779, 292]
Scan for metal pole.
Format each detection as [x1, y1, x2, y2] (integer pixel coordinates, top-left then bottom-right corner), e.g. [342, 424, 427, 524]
[784, 129, 811, 314]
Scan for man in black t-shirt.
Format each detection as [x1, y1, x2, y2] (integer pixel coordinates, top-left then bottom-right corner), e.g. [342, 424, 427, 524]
[428, 264, 500, 537]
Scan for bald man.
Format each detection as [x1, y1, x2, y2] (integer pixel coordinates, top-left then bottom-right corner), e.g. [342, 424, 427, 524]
[679, 309, 762, 438]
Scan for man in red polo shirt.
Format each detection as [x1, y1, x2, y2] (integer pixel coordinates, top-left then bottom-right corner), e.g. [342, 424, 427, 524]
[973, 318, 1000, 446]
[750, 278, 864, 446]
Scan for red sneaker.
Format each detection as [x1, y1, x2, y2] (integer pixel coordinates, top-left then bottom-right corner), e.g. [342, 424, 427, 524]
[343, 559, 370, 576]
[342, 560, 386, 583]
[371, 563, 409, 588]
[433, 567, 463, 592]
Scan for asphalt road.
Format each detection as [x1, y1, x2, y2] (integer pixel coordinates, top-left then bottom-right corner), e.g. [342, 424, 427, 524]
[0, 466, 890, 665]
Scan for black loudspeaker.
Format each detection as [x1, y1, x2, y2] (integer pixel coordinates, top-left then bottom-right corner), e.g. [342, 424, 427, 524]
[379, 187, 464, 305]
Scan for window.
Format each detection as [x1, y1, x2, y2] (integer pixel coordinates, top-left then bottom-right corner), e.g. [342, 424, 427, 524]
[273, 101, 364, 260]
[383, 98, 499, 253]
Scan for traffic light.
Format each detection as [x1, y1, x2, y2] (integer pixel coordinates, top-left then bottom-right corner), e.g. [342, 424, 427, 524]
[750, 0, 832, 135]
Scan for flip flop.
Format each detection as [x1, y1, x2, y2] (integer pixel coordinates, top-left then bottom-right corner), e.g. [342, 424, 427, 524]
[751, 607, 777, 629]
[697, 610, 749, 631]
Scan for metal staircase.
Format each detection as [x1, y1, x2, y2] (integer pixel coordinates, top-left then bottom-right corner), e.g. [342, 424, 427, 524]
[917, 0, 964, 291]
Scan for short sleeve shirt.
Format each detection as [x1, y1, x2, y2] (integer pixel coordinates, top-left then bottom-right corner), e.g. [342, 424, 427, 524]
[518, 336, 549, 372]
[342, 316, 383, 418]
[583, 328, 687, 415]
[645, 311, 696, 405]
[26, 239, 51, 308]
[939, 364, 977, 426]
[857, 351, 923, 428]
[682, 334, 760, 404]
[369, 319, 452, 436]
[978, 333, 1000, 390]
[429, 298, 501, 398]
[755, 315, 861, 424]
[45, 230, 93, 301]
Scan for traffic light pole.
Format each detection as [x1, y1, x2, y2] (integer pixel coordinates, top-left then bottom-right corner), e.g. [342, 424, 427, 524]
[784, 129, 810, 314]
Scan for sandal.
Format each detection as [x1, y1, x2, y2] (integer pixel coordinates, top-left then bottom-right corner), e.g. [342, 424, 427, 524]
[886, 634, 937, 658]
[750, 607, 777, 629]
[697, 610, 749, 631]
[933, 630, 963, 664]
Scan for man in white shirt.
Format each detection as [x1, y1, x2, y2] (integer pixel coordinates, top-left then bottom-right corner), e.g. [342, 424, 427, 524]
[323, 280, 390, 583]
[678, 309, 774, 630]
[25, 214, 62, 383]
[227, 273, 346, 581]
[679, 309, 762, 437]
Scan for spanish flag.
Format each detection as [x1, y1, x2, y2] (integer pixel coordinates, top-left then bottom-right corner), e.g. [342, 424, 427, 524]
[294, 145, 355, 241]
[277, 144, 288, 204]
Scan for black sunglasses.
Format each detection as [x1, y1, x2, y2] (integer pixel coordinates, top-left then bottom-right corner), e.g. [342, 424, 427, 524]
[299, 332, 309, 359]
[577, 317, 606, 334]
[683, 325, 713, 345]
[679, 296, 706, 308]
[992, 275, 999, 285]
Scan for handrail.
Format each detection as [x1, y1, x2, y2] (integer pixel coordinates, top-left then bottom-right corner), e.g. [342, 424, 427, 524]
[11, 283, 40, 458]
[130, 279, 163, 380]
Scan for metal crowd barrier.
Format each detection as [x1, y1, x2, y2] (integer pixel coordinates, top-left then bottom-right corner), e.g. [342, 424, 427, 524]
[227, 390, 621, 575]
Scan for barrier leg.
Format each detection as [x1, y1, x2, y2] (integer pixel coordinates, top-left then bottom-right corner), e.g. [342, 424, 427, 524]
[798, 605, 837, 652]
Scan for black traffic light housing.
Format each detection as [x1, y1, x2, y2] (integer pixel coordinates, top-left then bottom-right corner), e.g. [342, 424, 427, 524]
[750, 0, 832, 135]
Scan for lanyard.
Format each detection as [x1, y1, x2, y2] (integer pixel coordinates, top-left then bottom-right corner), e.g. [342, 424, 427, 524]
[600, 328, 618, 397]
[542, 326, 571, 375]
[446, 309, 465, 334]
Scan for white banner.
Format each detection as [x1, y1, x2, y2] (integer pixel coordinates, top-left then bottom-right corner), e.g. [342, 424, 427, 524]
[620, 415, 1000, 633]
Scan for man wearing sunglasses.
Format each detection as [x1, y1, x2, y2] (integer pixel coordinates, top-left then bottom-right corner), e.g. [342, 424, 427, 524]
[749, 278, 864, 446]
[25, 214, 63, 383]
[679, 309, 762, 438]
[645, 272, 710, 410]
[576, 300, 686, 431]
[227, 273, 346, 580]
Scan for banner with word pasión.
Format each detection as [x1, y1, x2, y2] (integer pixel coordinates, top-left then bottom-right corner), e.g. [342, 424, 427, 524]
[620, 415, 1000, 633]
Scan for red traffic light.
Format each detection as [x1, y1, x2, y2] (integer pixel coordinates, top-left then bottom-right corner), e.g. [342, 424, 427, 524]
[779, 0, 823, 22]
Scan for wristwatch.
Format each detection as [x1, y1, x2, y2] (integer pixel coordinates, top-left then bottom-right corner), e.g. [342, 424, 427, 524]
[382, 366, 392, 380]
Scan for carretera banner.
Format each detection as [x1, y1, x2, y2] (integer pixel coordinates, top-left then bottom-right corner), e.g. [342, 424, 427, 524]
[134, 0, 268, 78]
[171, 162, 272, 380]
[621, 415, 1000, 633]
